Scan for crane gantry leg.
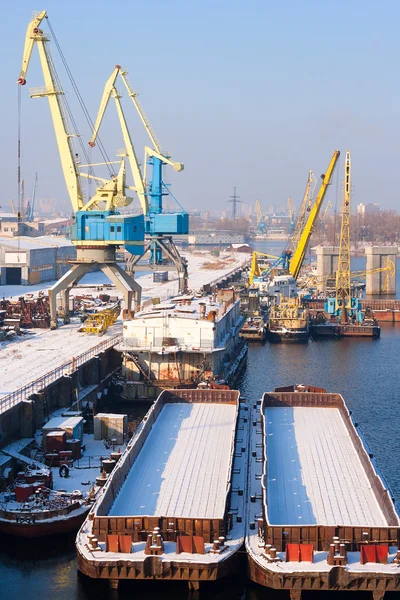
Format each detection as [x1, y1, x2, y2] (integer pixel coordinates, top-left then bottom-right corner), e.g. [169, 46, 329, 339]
[48, 248, 142, 328]
[127, 235, 188, 293]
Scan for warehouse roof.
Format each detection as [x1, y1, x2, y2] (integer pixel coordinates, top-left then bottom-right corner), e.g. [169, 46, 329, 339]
[0, 235, 73, 251]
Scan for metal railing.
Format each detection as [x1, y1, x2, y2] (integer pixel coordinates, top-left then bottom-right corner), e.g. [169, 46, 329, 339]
[121, 338, 215, 352]
[0, 334, 122, 416]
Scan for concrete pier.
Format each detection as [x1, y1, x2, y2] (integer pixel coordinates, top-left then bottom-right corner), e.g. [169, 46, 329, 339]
[316, 246, 339, 291]
[365, 246, 397, 295]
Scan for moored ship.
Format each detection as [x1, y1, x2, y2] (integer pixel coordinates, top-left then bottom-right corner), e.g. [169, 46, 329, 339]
[76, 388, 248, 590]
[246, 386, 400, 599]
[119, 290, 247, 398]
[0, 464, 91, 538]
[267, 297, 309, 343]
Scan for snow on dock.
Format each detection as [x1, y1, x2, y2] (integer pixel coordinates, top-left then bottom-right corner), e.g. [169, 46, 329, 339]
[110, 402, 237, 519]
[265, 406, 388, 527]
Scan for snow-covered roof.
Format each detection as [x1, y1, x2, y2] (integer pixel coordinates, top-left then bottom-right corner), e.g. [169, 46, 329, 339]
[0, 235, 73, 250]
[42, 416, 83, 431]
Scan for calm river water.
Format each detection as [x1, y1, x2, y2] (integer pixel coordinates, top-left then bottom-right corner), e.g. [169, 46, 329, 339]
[1, 242, 399, 599]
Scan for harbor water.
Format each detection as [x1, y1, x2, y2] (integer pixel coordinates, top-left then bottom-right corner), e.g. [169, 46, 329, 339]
[1, 243, 400, 599]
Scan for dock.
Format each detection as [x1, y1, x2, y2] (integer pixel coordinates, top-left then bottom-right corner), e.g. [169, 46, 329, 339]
[77, 388, 248, 589]
[247, 389, 400, 599]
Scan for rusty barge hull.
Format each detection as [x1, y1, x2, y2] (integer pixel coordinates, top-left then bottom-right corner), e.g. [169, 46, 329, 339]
[310, 323, 380, 338]
[77, 388, 248, 587]
[247, 556, 400, 597]
[0, 507, 89, 538]
[77, 547, 244, 583]
[246, 390, 400, 599]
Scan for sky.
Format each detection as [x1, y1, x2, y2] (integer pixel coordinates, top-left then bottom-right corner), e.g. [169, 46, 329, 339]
[2, 0, 400, 216]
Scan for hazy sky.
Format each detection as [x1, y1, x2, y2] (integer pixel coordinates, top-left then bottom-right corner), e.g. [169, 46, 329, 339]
[2, 0, 399, 215]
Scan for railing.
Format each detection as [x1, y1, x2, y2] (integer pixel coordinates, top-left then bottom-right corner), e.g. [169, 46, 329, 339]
[121, 338, 215, 352]
[0, 334, 122, 416]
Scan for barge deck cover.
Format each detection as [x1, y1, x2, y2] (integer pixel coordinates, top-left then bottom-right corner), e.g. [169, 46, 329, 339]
[110, 402, 237, 519]
[265, 406, 388, 526]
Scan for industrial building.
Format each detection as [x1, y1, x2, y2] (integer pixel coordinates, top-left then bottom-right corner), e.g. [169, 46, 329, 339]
[0, 236, 76, 285]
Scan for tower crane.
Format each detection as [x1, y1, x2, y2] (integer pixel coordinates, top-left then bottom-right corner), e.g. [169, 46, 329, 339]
[289, 150, 340, 279]
[335, 150, 351, 322]
[18, 11, 145, 327]
[88, 66, 189, 291]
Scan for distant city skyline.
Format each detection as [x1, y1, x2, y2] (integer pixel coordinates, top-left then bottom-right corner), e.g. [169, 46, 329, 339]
[2, 1, 399, 215]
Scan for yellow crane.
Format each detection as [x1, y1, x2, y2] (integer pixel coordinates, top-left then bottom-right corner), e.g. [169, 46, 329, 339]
[87, 65, 148, 214]
[335, 150, 351, 322]
[289, 170, 316, 255]
[289, 150, 340, 280]
[321, 200, 332, 224]
[18, 11, 144, 326]
[300, 260, 395, 291]
[249, 251, 279, 285]
[254, 199, 263, 225]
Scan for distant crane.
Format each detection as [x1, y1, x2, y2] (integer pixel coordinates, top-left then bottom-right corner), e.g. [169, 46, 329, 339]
[289, 170, 316, 255]
[320, 200, 332, 224]
[26, 173, 37, 222]
[287, 197, 295, 232]
[254, 199, 267, 234]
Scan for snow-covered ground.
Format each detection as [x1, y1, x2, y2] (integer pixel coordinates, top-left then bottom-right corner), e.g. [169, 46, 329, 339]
[0, 249, 249, 302]
[0, 250, 249, 407]
[0, 321, 121, 399]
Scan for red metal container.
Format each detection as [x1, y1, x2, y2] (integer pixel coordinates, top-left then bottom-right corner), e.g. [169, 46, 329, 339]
[14, 484, 33, 502]
[45, 431, 66, 453]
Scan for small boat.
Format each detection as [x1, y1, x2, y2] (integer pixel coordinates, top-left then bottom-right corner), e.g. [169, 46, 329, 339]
[0, 465, 91, 538]
[267, 297, 308, 343]
[240, 316, 267, 342]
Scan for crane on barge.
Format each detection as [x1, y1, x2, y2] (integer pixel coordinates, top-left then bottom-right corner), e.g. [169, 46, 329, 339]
[18, 11, 145, 327]
[88, 65, 189, 291]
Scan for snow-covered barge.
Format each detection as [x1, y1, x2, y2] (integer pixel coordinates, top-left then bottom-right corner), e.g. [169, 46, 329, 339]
[76, 388, 248, 589]
[246, 388, 400, 599]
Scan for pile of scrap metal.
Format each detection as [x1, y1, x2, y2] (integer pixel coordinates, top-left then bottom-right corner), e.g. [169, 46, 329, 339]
[0, 295, 50, 330]
[78, 302, 121, 335]
[73, 293, 119, 316]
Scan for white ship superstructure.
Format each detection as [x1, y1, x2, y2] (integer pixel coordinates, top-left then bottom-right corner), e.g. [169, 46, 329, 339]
[120, 289, 246, 386]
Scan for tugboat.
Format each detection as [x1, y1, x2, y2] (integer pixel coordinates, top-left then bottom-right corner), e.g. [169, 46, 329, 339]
[267, 297, 309, 343]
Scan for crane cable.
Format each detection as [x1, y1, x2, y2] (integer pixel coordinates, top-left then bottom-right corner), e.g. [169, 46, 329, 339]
[17, 85, 22, 252]
[46, 18, 114, 178]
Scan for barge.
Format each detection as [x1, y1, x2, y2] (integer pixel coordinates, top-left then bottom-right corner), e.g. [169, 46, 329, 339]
[240, 316, 267, 342]
[310, 321, 380, 339]
[119, 290, 247, 399]
[76, 388, 248, 590]
[246, 387, 400, 599]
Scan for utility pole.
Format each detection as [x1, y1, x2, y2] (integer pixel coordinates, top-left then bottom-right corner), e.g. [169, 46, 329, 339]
[229, 187, 241, 220]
